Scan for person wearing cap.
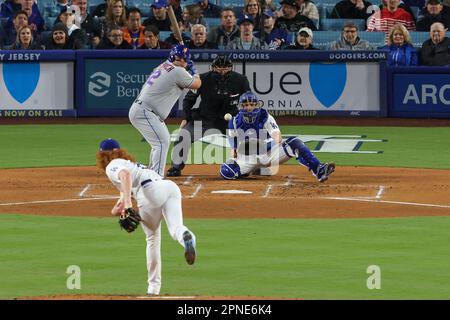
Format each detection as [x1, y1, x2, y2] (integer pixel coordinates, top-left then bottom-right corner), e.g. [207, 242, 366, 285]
[329, 21, 372, 50]
[96, 138, 197, 296]
[143, 0, 172, 31]
[45, 22, 74, 49]
[226, 14, 268, 50]
[138, 24, 172, 49]
[331, 0, 375, 21]
[416, 0, 450, 31]
[255, 9, 288, 49]
[276, 0, 317, 32]
[198, 0, 222, 18]
[283, 26, 318, 49]
[54, 5, 89, 48]
[419, 21, 450, 65]
[206, 7, 240, 49]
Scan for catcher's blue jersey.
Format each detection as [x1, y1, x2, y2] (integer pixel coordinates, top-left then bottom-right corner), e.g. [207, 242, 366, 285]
[227, 109, 280, 150]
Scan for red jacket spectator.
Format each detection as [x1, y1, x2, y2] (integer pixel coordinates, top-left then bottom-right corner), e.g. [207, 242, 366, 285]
[367, 1, 415, 37]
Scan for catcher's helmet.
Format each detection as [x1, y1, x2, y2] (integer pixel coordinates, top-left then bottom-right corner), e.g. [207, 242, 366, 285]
[211, 55, 233, 69]
[239, 91, 261, 124]
[168, 44, 191, 63]
[220, 160, 241, 180]
[99, 138, 120, 151]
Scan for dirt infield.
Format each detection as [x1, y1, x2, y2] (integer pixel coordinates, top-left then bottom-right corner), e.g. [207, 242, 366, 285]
[1, 165, 450, 219]
[3, 164, 450, 300]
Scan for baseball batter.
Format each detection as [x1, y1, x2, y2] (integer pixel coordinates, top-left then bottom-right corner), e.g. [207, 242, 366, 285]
[96, 138, 197, 295]
[220, 91, 335, 182]
[129, 44, 202, 177]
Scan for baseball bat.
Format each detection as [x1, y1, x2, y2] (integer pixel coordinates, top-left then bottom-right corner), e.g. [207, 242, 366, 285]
[167, 5, 184, 45]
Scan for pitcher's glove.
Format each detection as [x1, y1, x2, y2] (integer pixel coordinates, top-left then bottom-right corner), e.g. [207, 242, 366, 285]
[119, 208, 142, 233]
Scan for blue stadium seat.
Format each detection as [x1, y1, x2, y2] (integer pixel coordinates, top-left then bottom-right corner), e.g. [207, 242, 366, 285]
[319, 3, 335, 20]
[409, 6, 420, 20]
[358, 31, 385, 48]
[220, 0, 245, 7]
[313, 31, 341, 49]
[204, 17, 221, 29]
[409, 31, 430, 48]
[321, 18, 366, 31]
[159, 30, 172, 41]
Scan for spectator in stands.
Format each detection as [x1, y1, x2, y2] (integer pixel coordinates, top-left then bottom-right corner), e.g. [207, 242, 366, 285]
[4, 25, 43, 49]
[168, 0, 183, 21]
[21, 0, 44, 33]
[283, 26, 318, 49]
[207, 7, 240, 49]
[198, 0, 222, 18]
[416, 0, 450, 30]
[0, 9, 28, 47]
[72, 0, 102, 48]
[45, 22, 76, 49]
[381, 23, 418, 65]
[143, 0, 172, 31]
[43, 0, 70, 24]
[226, 15, 267, 50]
[330, 0, 375, 21]
[0, 0, 21, 19]
[188, 23, 216, 48]
[255, 9, 288, 49]
[164, 18, 192, 45]
[102, 0, 127, 31]
[181, 4, 206, 32]
[54, 6, 89, 48]
[296, 0, 320, 29]
[239, 0, 263, 32]
[138, 24, 171, 49]
[96, 24, 132, 49]
[378, 0, 418, 22]
[419, 21, 450, 65]
[122, 7, 145, 49]
[276, 0, 317, 32]
[329, 21, 372, 49]
[367, 0, 416, 37]
[92, 0, 108, 18]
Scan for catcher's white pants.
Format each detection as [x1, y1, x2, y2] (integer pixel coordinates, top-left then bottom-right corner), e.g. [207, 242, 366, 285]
[235, 142, 291, 176]
[137, 179, 194, 295]
[129, 103, 170, 177]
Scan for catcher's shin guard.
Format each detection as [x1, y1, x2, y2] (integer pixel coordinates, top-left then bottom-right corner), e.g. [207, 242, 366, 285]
[283, 136, 320, 174]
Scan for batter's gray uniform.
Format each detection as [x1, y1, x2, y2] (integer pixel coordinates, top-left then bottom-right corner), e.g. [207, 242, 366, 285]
[105, 158, 196, 295]
[129, 60, 196, 176]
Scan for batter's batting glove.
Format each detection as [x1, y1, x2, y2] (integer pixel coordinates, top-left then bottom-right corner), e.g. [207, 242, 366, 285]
[186, 60, 197, 76]
[119, 208, 142, 233]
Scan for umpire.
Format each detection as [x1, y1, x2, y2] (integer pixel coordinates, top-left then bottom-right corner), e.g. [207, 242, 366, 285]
[167, 55, 250, 177]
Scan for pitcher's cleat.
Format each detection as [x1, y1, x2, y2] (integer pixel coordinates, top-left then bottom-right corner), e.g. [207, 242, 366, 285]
[183, 230, 196, 265]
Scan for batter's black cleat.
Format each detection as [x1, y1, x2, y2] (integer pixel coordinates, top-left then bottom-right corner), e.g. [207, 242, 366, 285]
[316, 162, 335, 183]
[183, 230, 196, 265]
[167, 166, 182, 177]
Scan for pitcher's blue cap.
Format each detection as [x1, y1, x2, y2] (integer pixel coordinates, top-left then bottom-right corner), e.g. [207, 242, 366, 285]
[99, 138, 120, 151]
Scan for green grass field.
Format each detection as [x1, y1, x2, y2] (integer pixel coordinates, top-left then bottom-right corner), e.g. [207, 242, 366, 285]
[1, 124, 449, 299]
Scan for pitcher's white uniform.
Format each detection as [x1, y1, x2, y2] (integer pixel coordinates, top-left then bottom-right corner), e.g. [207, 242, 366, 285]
[129, 60, 196, 176]
[105, 158, 195, 295]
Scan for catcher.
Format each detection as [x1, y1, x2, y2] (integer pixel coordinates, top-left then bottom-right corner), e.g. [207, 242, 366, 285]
[220, 91, 335, 181]
[96, 138, 197, 295]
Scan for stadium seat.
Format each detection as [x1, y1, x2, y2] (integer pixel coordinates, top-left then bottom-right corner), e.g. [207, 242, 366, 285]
[204, 17, 221, 29]
[358, 31, 385, 48]
[319, 3, 336, 20]
[219, 0, 246, 7]
[313, 31, 341, 49]
[409, 31, 430, 48]
[159, 30, 172, 41]
[321, 18, 366, 31]
[40, 30, 52, 46]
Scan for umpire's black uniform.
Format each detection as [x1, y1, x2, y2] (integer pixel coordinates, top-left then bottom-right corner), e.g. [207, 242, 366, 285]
[168, 69, 250, 175]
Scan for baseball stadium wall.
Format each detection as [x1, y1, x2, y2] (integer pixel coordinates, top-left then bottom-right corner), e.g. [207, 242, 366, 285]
[0, 50, 449, 119]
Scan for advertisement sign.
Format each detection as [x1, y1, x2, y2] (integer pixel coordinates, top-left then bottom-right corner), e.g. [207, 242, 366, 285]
[392, 73, 450, 116]
[0, 62, 74, 110]
[246, 62, 380, 115]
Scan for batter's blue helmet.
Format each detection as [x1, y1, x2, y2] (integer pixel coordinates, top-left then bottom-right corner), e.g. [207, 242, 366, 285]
[220, 160, 241, 180]
[239, 91, 261, 124]
[168, 44, 191, 63]
[99, 138, 120, 151]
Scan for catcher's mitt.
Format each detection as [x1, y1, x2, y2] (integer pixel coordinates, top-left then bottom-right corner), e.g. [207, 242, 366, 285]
[119, 208, 142, 233]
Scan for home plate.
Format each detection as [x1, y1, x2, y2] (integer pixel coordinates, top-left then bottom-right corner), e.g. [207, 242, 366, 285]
[211, 190, 253, 194]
